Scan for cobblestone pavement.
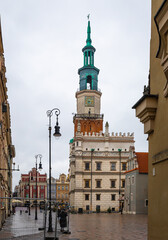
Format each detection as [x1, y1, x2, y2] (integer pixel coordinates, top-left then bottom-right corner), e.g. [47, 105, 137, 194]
[0, 209, 147, 240]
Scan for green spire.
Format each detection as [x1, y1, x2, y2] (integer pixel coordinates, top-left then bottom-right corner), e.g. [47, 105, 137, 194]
[86, 20, 92, 46]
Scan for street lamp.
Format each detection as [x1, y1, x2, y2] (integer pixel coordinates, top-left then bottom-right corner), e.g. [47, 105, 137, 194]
[90, 148, 94, 213]
[118, 149, 122, 213]
[47, 108, 61, 232]
[35, 154, 43, 220]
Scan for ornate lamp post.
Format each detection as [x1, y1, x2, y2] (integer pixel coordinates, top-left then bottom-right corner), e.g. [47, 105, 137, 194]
[47, 108, 61, 232]
[35, 154, 43, 220]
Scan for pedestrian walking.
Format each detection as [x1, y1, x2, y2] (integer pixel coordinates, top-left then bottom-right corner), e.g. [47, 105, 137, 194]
[12, 206, 15, 215]
[59, 209, 67, 232]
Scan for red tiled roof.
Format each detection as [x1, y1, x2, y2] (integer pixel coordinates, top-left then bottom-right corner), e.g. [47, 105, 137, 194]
[136, 152, 148, 173]
[125, 168, 138, 174]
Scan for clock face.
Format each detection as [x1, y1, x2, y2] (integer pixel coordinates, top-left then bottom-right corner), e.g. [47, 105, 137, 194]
[85, 96, 94, 107]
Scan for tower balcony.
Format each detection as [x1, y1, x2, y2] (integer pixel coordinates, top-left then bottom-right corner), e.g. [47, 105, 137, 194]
[76, 88, 101, 94]
[73, 113, 104, 121]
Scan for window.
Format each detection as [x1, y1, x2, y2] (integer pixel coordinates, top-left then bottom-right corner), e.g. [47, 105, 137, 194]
[85, 162, 90, 170]
[96, 180, 101, 188]
[62, 186, 64, 190]
[66, 186, 68, 190]
[132, 176, 134, 185]
[87, 75, 92, 89]
[112, 207, 115, 212]
[58, 186, 60, 190]
[121, 180, 125, 188]
[111, 194, 116, 201]
[41, 193, 44, 198]
[65, 193, 68, 199]
[62, 194, 64, 199]
[96, 162, 101, 171]
[85, 194, 89, 200]
[111, 180, 116, 188]
[58, 194, 60, 199]
[41, 185, 44, 189]
[122, 163, 127, 171]
[96, 194, 101, 200]
[85, 180, 90, 188]
[145, 199, 148, 207]
[111, 162, 116, 171]
[86, 205, 90, 211]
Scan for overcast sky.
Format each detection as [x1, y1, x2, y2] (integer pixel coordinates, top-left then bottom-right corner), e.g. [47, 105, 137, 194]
[0, 0, 151, 190]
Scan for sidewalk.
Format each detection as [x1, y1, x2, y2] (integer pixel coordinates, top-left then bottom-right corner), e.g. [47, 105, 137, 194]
[0, 208, 45, 239]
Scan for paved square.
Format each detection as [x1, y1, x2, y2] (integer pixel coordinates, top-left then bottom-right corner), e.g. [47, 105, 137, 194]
[0, 210, 147, 240]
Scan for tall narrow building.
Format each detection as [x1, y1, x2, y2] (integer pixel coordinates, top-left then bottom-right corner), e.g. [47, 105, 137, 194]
[69, 19, 134, 212]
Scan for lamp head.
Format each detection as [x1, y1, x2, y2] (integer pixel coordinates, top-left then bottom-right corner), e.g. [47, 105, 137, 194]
[39, 161, 43, 170]
[53, 125, 61, 138]
[53, 113, 61, 138]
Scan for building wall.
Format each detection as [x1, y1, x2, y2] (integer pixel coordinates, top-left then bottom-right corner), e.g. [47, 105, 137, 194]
[69, 131, 134, 212]
[0, 23, 15, 227]
[149, 1, 168, 239]
[133, 1, 168, 238]
[136, 174, 148, 214]
[124, 171, 137, 214]
[19, 168, 47, 203]
[56, 174, 69, 203]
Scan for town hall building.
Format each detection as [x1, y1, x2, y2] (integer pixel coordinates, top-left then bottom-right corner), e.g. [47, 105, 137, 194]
[69, 19, 135, 212]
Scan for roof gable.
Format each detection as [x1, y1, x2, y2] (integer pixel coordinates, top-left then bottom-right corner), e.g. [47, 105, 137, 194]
[136, 152, 148, 173]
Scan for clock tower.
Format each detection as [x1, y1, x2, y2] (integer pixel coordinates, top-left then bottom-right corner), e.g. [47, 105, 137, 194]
[74, 19, 103, 136]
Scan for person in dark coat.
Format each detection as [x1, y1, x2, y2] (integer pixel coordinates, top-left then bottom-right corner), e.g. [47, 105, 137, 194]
[59, 209, 67, 232]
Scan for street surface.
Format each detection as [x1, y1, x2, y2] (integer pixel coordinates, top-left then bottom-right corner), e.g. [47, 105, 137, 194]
[0, 208, 147, 240]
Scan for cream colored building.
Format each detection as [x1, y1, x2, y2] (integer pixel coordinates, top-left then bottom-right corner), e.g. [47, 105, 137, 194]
[69, 20, 134, 212]
[133, 1, 168, 239]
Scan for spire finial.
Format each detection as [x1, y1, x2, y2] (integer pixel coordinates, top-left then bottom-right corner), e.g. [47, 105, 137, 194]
[86, 14, 92, 46]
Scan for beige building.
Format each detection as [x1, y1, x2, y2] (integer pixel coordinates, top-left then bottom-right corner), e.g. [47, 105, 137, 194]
[133, 1, 168, 239]
[56, 174, 69, 203]
[47, 174, 69, 203]
[0, 21, 15, 228]
[69, 20, 135, 213]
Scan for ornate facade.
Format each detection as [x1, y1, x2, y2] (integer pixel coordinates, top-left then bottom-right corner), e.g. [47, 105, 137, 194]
[69, 20, 135, 212]
[47, 174, 69, 203]
[19, 168, 47, 204]
[0, 21, 15, 228]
